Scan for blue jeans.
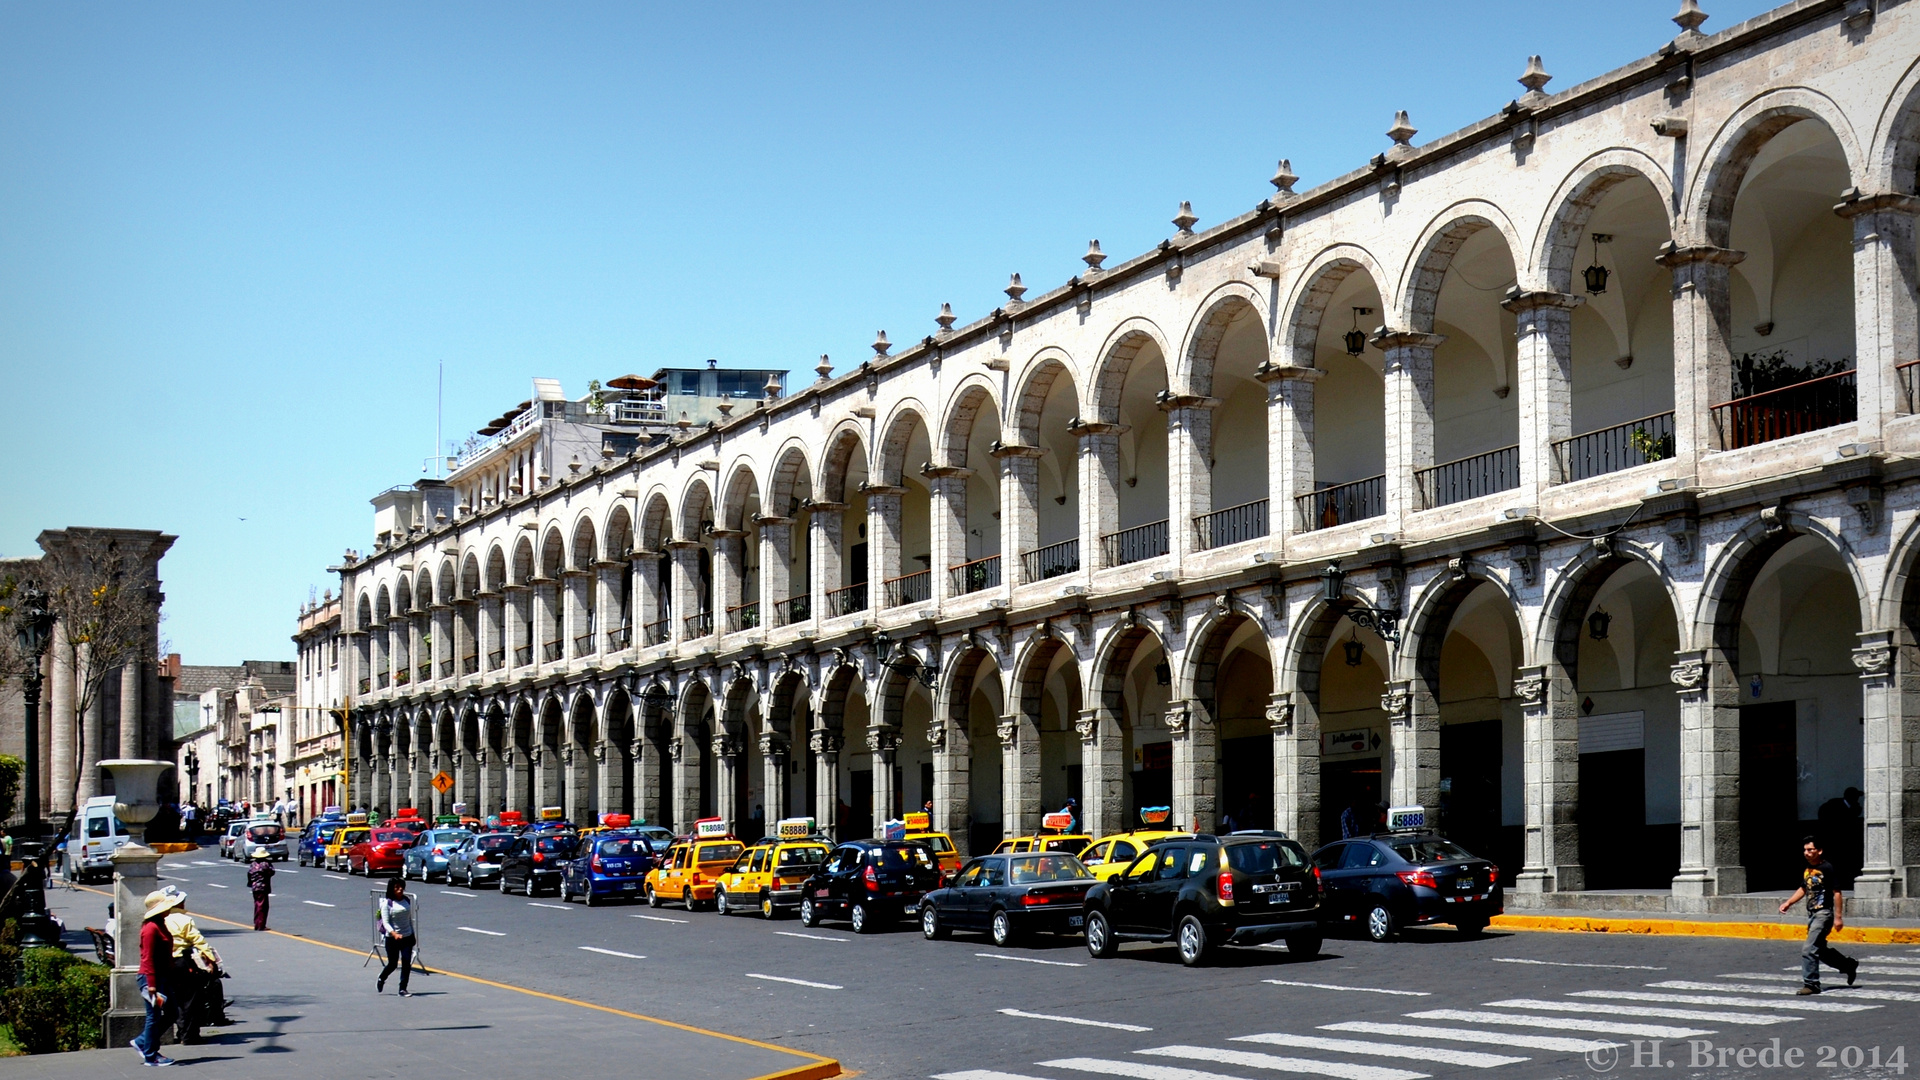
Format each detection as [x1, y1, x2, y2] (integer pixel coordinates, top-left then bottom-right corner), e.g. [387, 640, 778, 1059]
[133, 974, 170, 1059]
[1803, 909, 1852, 989]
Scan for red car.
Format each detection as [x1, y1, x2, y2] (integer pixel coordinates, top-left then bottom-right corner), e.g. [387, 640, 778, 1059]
[348, 828, 416, 875]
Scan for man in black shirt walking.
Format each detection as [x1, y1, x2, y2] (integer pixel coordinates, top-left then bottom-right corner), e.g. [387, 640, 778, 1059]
[1778, 836, 1859, 995]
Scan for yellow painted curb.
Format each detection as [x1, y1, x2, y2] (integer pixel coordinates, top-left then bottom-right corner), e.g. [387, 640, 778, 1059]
[149, 843, 197, 854]
[1493, 913, 1920, 944]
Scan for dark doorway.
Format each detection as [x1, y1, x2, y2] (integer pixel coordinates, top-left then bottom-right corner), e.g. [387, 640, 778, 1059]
[1221, 735, 1273, 831]
[698, 742, 715, 820]
[1320, 758, 1382, 843]
[849, 542, 869, 586]
[1440, 721, 1503, 864]
[849, 770, 872, 842]
[1579, 748, 1668, 888]
[919, 762, 934, 816]
[1133, 741, 1171, 820]
[1741, 702, 1800, 891]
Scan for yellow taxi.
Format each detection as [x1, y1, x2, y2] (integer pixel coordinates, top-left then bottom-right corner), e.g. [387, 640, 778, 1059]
[898, 812, 962, 882]
[713, 818, 832, 918]
[991, 832, 1094, 857]
[325, 813, 370, 872]
[644, 818, 746, 911]
[1078, 830, 1195, 881]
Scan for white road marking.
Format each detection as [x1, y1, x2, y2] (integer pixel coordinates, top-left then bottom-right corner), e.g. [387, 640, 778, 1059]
[1045, 1054, 1418, 1080]
[301, 900, 336, 908]
[278, 869, 298, 874]
[1572, 989, 1876, 1013]
[630, 914, 688, 924]
[191, 860, 218, 866]
[1484, 998, 1798, 1025]
[527, 902, 570, 911]
[997, 1008, 1151, 1032]
[1264, 979, 1429, 996]
[203, 883, 229, 889]
[975, 952, 1084, 967]
[457, 926, 506, 936]
[1668, 979, 1920, 1002]
[1854, 955, 1920, 964]
[1233, 1032, 1525, 1068]
[1321, 1021, 1618, 1054]
[745, 972, 842, 990]
[578, 946, 645, 959]
[1406, 1009, 1713, 1039]
[1723, 971, 1920, 987]
[438, 890, 476, 898]
[774, 931, 848, 942]
[1139, 1045, 1431, 1080]
[1490, 957, 1665, 971]
[933, 1072, 1053, 1080]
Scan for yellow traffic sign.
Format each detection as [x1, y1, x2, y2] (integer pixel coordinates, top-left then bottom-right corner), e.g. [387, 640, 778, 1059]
[431, 771, 454, 795]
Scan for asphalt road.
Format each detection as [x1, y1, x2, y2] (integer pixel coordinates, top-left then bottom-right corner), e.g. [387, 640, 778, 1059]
[79, 849, 1920, 1080]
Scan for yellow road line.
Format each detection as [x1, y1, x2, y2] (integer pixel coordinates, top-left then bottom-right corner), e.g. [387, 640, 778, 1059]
[1494, 913, 1920, 944]
[76, 882, 842, 1080]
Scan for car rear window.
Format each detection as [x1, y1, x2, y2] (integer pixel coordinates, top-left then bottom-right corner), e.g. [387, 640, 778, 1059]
[913, 834, 955, 854]
[777, 844, 828, 868]
[696, 842, 744, 863]
[1225, 840, 1310, 875]
[247, 825, 284, 842]
[1388, 839, 1477, 864]
[871, 844, 935, 870]
[340, 830, 368, 845]
[431, 830, 469, 845]
[316, 825, 339, 840]
[1008, 854, 1090, 883]
[373, 830, 413, 843]
[1039, 837, 1090, 855]
[596, 839, 646, 857]
[534, 836, 577, 854]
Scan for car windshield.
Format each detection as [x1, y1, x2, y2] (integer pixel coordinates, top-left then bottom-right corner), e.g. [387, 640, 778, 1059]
[476, 834, 514, 852]
[429, 830, 470, 845]
[340, 831, 367, 845]
[872, 844, 935, 870]
[1039, 837, 1090, 855]
[535, 836, 577, 854]
[316, 825, 339, 841]
[1008, 854, 1090, 883]
[777, 845, 828, 868]
[1225, 840, 1310, 874]
[696, 842, 744, 863]
[912, 834, 955, 854]
[373, 830, 413, 843]
[246, 825, 283, 842]
[596, 839, 646, 857]
[1388, 839, 1477, 864]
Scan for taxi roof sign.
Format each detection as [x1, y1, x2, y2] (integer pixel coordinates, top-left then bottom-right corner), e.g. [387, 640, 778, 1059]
[902, 812, 931, 831]
[694, 817, 731, 839]
[776, 817, 817, 840]
[1040, 811, 1075, 832]
[344, 812, 369, 826]
[1385, 805, 1428, 832]
[393, 807, 421, 818]
[1138, 806, 1172, 826]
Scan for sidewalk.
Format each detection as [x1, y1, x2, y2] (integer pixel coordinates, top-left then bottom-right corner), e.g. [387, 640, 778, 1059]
[1495, 909, 1920, 944]
[6, 892, 838, 1080]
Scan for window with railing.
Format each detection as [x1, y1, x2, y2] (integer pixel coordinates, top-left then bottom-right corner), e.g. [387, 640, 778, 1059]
[1899, 360, 1920, 414]
[884, 570, 931, 608]
[514, 645, 533, 667]
[1712, 369, 1856, 450]
[416, 664, 432, 683]
[1021, 539, 1079, 583]
[950, 555, 1001, 595]
[1553, 412, 1674, 483]
[774, 594, 811, 626]
[727, 602, 760, 632]
[1193, 500, 1267, 551]
[462, 654, 479, 675]
[574, 632, 596, 656]
[684, 610, 714, 638]
[826, 582, 868, 617]
[440, 659, 454, 678]
[488, 650, 505, 670]
[1101, 520, 1169, 567]
[1295, 476, 1384, 533]
[605, 625, 632, 651]
[1416, 446, 1519, 508]
[643, 619, 669, 646]
[543, 641, 564, 663]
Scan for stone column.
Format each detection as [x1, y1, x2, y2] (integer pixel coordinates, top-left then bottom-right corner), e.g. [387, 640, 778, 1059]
[1079, 706, 1127, 837]
[1162, 395, 1220, 562]
[530, 577, 557, 665]
[1000, 712, 1041, 837]
[672, 731, 702, 833]
[993, 444, 1045, 582]
[868, 727, 899, 833]
[1657, 243, 1744, 462]
[1167, 701, 1218, 835]
[1670, 648, 1745, 902]
[1075, 423, 1125, 568]
[49, 624, 73, 816]
[476, 746, 499, 817]
[1505, 290, 1581, 494]
[1261, 364, 1322, 541]
[758, 519, 793, 626]
[432, 604, 454, 680]
[564, 740, 591, 825]
[810, 727, 842, 839]
[925, 468, 971, 602]
[1382, 679, 1440, 811]
[809, 503, 846, 617]
[761, 733, 789, 825]
[1836, 193, 1920, 437]
[632, 553, 663, 644]
[1853, 634, 1918, 902]
[931, 713, 971, 856]
[631, 738, 660, 823]
[710, 530, 746, 634]
[1375, 331, 1445, 525]
[864, 488, 905, 607]
[667, 542, 703, 643]
[501, 746, 523, 818]
[119, 664, 142, 759]
[1515, 664, 1583, 894]
[79, 672, 104, 804]
[477, 595, 499, 671]
[1270, 693, 1319, 850]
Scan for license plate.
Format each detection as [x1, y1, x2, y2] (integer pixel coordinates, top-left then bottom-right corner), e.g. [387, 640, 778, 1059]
[1456, 880, 1474, 890]
[1067, 916, 1084, 928]
[621, 882, 637, 890]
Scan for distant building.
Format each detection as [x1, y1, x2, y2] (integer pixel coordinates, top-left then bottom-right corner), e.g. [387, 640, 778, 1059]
[168, 659, 293, 809]
[288, 594, 346, 818]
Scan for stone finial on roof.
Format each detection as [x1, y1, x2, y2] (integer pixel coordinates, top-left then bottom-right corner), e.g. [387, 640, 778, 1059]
[872, 331, 891, 357]
[1083, 240, 1107, 272]
[1519, 55, 1551, 97]
[1270, 159, 1298, 197]
[935, 303, 956, 334]
[1172, 201, 1197, 236]
[1387, 111, 1417, 149]
[1672, 0, 1707, 34]
[1004, 273, 1027, 305]
[815, 354, 833, 382]
[763, 373, 782, 399]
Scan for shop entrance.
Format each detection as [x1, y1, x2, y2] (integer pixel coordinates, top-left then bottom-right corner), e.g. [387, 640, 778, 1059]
[1320, 757, 1381, 842]
[1741, 702, 1800, 891]
[1440, 720, 1503, 864]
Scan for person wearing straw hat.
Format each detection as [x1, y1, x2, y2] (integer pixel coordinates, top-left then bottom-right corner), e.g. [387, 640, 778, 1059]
[246, 846, 275, 931]
[134, 888, 181, 1067]
[160, 889, 227, 1038]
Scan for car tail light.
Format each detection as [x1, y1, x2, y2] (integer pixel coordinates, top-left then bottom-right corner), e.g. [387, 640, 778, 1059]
[533, 852, 545, 864]
[690, 871, 703, 885]
[1489, 865, 1500, 884]
[1217, 872, 1235, 906]
[1311, 865, 1321, 884]
[433, 847, 445, 856]
[591, 856, 603, 873]
[863, 865, 879, 893]
[1398, 869, 1437, 889]
[1020, 891, 1052, 906]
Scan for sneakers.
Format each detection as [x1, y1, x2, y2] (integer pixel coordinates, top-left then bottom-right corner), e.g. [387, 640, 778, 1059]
[146, 1055, 177, 1067]
[1797, 986, 1821, 995]
[1847, 960, 1860, 987]
[375, 978, 386, 993]
[398, 989, 412, 998]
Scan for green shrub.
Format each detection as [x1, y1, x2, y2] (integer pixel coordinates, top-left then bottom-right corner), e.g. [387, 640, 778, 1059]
[0, 948, 108, 1053]
[57, 963, 108, 1050]
[19, 947, 75, 987]
[0, 755, 20, 825]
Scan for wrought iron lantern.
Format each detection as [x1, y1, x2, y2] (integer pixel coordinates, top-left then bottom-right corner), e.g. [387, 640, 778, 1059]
[1582, 233, 1613, 295]
[1320, 562, 1401, 646]
[1342, 633, 1366, 667]
[1587, 607, 1612, 640]
[1344, 306, 1370, 356]
[873, 630, 938, 690]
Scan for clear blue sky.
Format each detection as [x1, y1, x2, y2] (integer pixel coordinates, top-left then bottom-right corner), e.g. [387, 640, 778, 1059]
[0, 1, 1774, 664]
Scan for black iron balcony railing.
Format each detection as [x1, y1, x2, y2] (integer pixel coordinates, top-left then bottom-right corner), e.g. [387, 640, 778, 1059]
[1295, 475, 1385, 532]
[574, 632, 596, 656]
[683, 611, 713, 639]
[1899, 360, 1920, 413]
[1193, 499, 1268, 551]
[416, 664, 431, 683]
[543, 640, 564, 663]
[514, 645, 533, 667]
[1417, 445, 1520, 509]
[462, 654, 480, 675]
[1101, 520, 1169, 568]
[643, 618, 669, 646]
[1553, 411, 1675, 483]
[826, 582, 868, 617]
[488, 649, 505, 671]
[727, 601, 760, 632]
[1712, 369, 1856, 450]
[951, 555, 1001, 595]
[774, 593, 811, 626]
[605, 625, 632, 651]
[440, 659, 454, 678]
[884, 570, 932, 608]
[1021, 539, 1079, 582]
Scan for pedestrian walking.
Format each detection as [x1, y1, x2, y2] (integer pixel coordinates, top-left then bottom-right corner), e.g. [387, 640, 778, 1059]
[1779, 835, 1860, 995]
[246, 847, 274, 930]
[134, 889, 180, 1067]
[376, 877, 416, 996]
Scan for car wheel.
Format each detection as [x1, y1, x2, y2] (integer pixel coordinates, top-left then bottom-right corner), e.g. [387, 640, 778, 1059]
[759, 892, 775, 920]
[1084, 910, 1117, 958]
[715, 888, 731, 916]
[585, 885, 598, 908]
[799, 898, 819, 927]
[851, 902, 875, 934]
[921, 905, 949, 940]
[499, 874, 509, 893]
[1176, 914, 1212, 967]
[1366, 901, 1398, 943]
[466, 868, 476, 889]
[990, 909, 1016, 948]
[1456, 918, 1487, 939]
[1285, 931, 1323, 959]
[560, 879, 573, 902]
[646, 884, 661, 908]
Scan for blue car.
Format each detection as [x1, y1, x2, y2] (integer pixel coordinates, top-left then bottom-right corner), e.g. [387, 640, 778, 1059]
[559, 835, 655, 906]
[400, 828, 473, 882]
[297, 818, 344, 868]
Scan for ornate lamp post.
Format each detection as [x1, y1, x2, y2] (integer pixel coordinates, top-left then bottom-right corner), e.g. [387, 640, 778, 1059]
[12, 586, 54, 831]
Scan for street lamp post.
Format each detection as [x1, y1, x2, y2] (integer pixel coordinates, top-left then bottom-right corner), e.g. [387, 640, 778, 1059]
[10, 588, 60, 949]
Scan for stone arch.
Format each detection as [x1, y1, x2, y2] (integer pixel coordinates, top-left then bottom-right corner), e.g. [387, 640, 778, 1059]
[395, 575, 413, 615]
[485, 545, 507, 592]
[570, 514, 597, 570]
[1398, 202, 1527, 333]
[374, 583, 392, 623]
[437, 561, 457, 607]
[1281, 244, 1394, 369]
[604, 504, 634, 559]
[768, 443, 813, 517]
[1179, 282, 1270, 397]
[720, 462, 759, 532]
[1688, 87, 1863, 248]
[1537, 540, 1690, 671]
[459, 554, 481, 600]
[1694, 511, 1873, 652]
[1090, 319, 1173, 423]
[1400, 563, 1530, 684]
[875, 401, 933, 486]
[539, 528, 565, 579]
[1532, 150, 1677, 294]
[1870, 54, 1920, 194]
[678, 477, 715, 541]
[1010, 348, 1081, 445]
[818, 422, 870, 503]
[639, 492, 672, 553]
[939, 376, 1001, 468]
[511, 537, 535, 584]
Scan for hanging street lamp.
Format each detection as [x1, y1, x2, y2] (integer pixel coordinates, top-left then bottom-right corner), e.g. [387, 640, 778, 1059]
[1344, 306, 1373, 356]
[1583, 233, 1613, 295]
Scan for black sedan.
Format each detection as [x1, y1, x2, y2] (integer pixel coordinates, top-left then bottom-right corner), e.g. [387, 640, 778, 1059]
[798, 839, 942, 933]
[1310, 833, 1501, 941]
[498, 831, 579, 896]
[1083, 834, 1322, 966]
[919, 852, 1095, 947]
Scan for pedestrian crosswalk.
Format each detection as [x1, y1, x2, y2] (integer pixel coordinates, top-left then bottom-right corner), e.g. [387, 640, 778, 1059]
[932, 949, 1907, 1080]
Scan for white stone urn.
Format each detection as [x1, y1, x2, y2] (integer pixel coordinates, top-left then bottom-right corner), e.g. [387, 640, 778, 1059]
[99, 758, 173, 845]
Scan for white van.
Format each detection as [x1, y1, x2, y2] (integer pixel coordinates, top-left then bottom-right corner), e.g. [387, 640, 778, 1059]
[66, 796, 131, 882]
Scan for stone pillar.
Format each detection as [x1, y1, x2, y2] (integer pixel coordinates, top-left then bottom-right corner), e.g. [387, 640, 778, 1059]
[932, 713, 971, 856]
[867, 727, 900, 833]
[1854, 634, 1918, 901]
[759, 520, 793, 625]
[1167, 701, 1218, 835]
[668, 542, 703, 643]
[1000, 712, 1041, 837]
[1162, 395, 1219, 563]
[1375, 331, 1445, 525]
[993, 444, 1045, 582]
[49, 624, 73, 816]
[530, 577, 557, 665]
[632, 553, 662, 643]
[103, 841, 161, 1048]
[1515, 664, 1583, 894]
[1505, 290, 1580, 494]
[1670, 648, 1745, 902]
[501, 746, 523, 818]
[865, 488, 905, 606]
[1262, 364, 1322, 540]
[631, 738, 659, 823]
[119, 664, 142, 759]
[672, 730, 702, 833]
[809, 503, 846, 616]
[558, 571, 585, 658]
[1837, 193, 1920, 437]
[810, 727, 842, 839]
[710, 729, 741, 834]
[477, 595, 499, 671]
[476, 746, 499, 818]
[1657, 243, 1744, 462]
[1073, 706, 1123, 837]
[432, 605, 454, 679]
[925, 469, 971, 602]
[1382, 679, 1440, 811]
[567, 739, 595, 824]
[1075, 423, 1124, 567]
[761, 733, 789, 825]
[79, 674, 104, 804]
[710, 530, 745, 634]
[1271, 693, 1319, 850]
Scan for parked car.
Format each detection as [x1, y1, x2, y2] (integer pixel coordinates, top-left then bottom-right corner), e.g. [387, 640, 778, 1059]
[346, 828, 417, 876]
[498, 832, 580, 896]
[218, 821, 248, 860]
[66, 796, 131, 883]
[242, 820, 291, 861]
[447, 832, 517, 888]
[297, 819, 344, 867]
[990, 832, 1094, 857]
[1310, 833, 1501, 941]
[919, 851, 1096, 947]
[798, 840, 942, 933]
[400, 828, 473, 882]
[560, 835, 655, 905]
[627, 824, 676, 856]
[325, 821, 371, 871]
[713, 837, 830, 918]
[643, 836, 746, 911]
[1083, 834, 1321, 966]
[1077, 830, 1195, 882]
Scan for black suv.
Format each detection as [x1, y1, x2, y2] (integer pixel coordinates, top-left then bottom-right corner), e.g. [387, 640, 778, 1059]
[1083, 834, 1321, 966]
[799, 840, 942, 933]
[1310, 833, 1500, 941]
[498, 832, 579, 896]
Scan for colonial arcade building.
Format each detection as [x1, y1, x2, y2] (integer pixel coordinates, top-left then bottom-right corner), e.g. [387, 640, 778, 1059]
[325, 1, 1920, 915]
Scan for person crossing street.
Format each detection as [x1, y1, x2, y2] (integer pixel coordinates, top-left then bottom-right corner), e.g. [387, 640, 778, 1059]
[1779, 835, 1861, 995]
[376, 876, 416, 996]
[246, 846, 275, 930]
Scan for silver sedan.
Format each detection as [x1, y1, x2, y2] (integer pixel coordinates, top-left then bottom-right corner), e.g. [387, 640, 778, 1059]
[400, 828, 474, 882]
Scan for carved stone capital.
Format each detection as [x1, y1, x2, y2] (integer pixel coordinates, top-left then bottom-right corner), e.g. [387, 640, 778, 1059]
[1074, 711, 1098, 743]
[1380, 688, 1412, 726]
[1164, 705, 1189, 736]
[1853, 646, 1894, 677]
[1669, 660, 1706, 690]
[1513, 667, 1547, 707]
[666, 737, 683, 763]
[593, 740, 607, 763]
[809, 729, 842, 757]
[1267, 700, 1294, 735]
[995, 717, 1019, 745]
[866, 727, 900, 755]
